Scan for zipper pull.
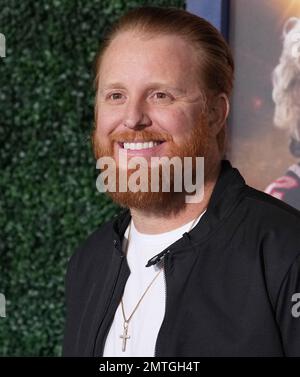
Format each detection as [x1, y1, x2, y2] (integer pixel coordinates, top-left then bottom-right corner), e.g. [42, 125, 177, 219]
[145, 249, 170, 267]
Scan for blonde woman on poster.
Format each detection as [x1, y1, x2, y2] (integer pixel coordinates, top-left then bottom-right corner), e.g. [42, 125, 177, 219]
[265, 17, 300, 210]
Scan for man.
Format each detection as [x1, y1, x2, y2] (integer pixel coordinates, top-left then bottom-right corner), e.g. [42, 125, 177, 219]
[63, 6, 300, 357]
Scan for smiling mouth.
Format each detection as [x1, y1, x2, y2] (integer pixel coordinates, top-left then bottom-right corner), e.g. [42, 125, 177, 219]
[117, 140, 165, 150]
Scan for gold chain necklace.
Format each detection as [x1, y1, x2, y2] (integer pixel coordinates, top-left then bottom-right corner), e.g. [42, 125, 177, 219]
[119, 215, 200, 352]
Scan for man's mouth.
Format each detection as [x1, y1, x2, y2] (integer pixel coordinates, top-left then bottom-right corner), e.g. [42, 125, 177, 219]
[117, 140, 165, 150]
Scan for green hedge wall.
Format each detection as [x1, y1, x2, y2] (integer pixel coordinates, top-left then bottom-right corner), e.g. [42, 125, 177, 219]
[0, 0, 185, 356]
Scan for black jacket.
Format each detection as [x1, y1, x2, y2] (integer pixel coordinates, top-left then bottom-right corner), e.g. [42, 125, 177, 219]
[63, 159, 300, 357]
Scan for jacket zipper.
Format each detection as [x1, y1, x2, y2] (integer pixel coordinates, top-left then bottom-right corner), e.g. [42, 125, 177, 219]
[154, 254, 168, 357]
[97, 249, 126, 357]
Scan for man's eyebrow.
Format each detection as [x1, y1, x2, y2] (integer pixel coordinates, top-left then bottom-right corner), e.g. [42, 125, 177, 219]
[148, 83, 187, 94]
[99, 82, 187, 94]
[99, 82, 125, 91]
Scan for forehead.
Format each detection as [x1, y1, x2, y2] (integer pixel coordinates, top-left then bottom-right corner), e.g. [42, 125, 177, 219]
[98, 31, 199, 87]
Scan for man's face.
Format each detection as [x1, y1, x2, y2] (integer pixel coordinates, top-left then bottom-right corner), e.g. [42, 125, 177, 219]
[93, 31, 216, 214]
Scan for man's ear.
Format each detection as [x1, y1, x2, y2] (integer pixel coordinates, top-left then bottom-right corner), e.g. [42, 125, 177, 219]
[207, 93, 230, 136]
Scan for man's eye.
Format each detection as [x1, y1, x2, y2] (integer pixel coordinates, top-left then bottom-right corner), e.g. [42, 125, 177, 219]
[154, 92, 167, 99]
[152, 92, 173, 101]
[108, 92, 124, 101]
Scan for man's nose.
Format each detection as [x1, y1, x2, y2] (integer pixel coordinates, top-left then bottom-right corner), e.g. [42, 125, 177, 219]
[123, 98, 152, 129]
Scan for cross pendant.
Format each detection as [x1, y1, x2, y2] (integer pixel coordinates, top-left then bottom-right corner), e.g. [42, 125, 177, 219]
[120, 321, 130, 352]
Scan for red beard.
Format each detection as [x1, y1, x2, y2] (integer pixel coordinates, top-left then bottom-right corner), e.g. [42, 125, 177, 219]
[92, 116, 215, 216]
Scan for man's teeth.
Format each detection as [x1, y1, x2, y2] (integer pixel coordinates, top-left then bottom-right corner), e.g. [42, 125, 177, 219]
[122, 141, 162, 150]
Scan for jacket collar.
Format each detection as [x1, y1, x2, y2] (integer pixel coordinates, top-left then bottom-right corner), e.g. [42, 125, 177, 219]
[112, 159, 247, 265]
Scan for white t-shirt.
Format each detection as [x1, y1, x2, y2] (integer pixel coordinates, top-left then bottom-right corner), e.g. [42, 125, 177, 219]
[103, 209, 207, 357]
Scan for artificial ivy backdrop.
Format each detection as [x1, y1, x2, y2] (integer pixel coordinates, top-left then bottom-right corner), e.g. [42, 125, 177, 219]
[0, 0, 185, 356]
